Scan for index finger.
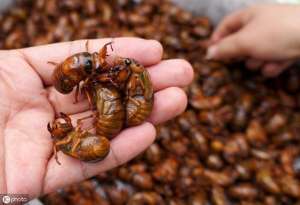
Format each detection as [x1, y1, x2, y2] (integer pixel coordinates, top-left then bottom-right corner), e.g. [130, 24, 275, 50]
[16, 37, 163, 86]
[211, 9, 249, 43]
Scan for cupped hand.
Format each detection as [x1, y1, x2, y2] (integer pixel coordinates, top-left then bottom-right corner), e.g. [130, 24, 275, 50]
[0, 37, 193, 199]
[207, 4, 300, 77]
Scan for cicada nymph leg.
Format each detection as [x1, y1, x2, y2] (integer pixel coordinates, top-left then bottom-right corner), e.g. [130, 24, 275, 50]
[70, 114, 96, 153]
[47, 61, 58, 66]
[125, 74, 141, 100]
[98, 41, 114, 70]
[60, 112, 72, 124]
[81, 78, 95, 109]
[73, 84, 80, 104]
[53, 134, 73, 165]
[94, 73, 120, 88]
[85, 40, 89, 52]
[76, 114, 95, 127]
[47, 122, 62, 165]
[76, 114, 96, 132]
[53, 144, 61, 165]
[48, 112, 74, 165]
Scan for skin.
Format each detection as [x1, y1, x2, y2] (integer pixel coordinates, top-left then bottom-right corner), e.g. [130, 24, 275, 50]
[207, 4, 300, 77]
[0, 37, 193, 199]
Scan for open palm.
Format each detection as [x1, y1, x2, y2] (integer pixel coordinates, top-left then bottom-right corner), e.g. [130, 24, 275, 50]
[0, 37, 193, 199]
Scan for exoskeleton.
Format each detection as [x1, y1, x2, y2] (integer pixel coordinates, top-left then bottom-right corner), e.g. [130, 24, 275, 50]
[50, 41, 113, 102]
[47, 112, 110, 164]
[84, 81, 125, 139]
[93, 57, 154, 126]
[108, 58, 154, 126]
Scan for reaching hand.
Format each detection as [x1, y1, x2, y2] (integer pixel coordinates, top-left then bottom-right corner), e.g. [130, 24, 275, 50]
[207, 4, 300, 77]
[0, 37, 193, 199]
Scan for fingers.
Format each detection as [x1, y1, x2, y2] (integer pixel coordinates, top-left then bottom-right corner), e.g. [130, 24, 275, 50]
[48, 59, 193, 115]
[148, 59, 194, 91]
[262, 61, 292, 78]
[208, 7, 254, 60]
[211, 9, 250, 43]
[148, 87, 187, 124]
[18, 37, 163, 85]
[43, 122, 156, 194]
[206, 34, 246, 60]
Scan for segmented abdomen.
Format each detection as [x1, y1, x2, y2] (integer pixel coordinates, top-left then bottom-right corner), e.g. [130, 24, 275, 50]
[125, 69, 154, 127]
[59, 132, 110, 162]
[126, 95, 153, 127]
[93, 85, 125, 138]
[75, 136, 110, 162]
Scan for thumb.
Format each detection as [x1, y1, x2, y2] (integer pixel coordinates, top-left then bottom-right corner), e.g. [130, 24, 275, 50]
[206, 34, 246, 60]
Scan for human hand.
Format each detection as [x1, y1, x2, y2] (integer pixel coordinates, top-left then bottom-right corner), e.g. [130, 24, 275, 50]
[0, 37, 193, 199]
[207, 4, 300, 77]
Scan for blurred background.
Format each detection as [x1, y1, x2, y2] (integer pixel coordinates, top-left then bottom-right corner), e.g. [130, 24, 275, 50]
[0, 0, 300, 205]
[1, 0, 299, 24]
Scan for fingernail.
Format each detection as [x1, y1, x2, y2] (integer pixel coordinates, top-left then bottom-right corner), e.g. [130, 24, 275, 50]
[206, 46, 217, 60]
